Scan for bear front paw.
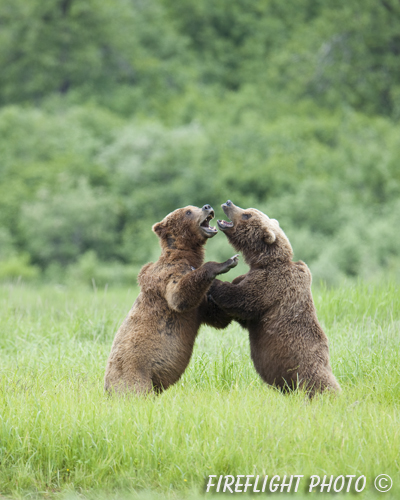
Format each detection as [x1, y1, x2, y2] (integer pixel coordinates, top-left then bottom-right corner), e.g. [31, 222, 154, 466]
[220, 254, 239, 273]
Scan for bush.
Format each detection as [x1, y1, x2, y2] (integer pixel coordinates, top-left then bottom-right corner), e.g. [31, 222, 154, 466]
[0, 254, 39, 282]
[66, 250, 139, 287]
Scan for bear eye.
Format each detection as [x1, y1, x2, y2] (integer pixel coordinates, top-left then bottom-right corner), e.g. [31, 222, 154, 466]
[186, 210, 192, 215]
[242, 213, 252, 220]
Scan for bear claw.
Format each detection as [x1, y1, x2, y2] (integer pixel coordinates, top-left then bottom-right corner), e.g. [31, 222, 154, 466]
[227, 254, 239, 268]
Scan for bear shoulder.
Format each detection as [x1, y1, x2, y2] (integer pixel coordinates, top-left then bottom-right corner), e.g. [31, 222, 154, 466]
[137, 257, 195, 294]
[137, 262, 154, 286]
[291, 260, 312, 288]
[293, 260, 310, 273]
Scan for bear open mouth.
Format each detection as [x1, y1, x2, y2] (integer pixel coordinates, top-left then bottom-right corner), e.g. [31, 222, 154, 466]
[200, 212, 218, 237]
[217, 219, 234, 231]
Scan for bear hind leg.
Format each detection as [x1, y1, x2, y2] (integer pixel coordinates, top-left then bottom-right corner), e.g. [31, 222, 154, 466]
[105, 370, 154, 396]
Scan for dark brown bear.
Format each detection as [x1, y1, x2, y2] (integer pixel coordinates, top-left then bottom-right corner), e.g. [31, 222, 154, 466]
[209, 200, 340, 397]
[104, 204, 238, 395]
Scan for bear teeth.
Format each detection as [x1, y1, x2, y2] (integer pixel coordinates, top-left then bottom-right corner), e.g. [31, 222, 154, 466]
[217, 219, 234, 229]
[201, 215, 213, 228]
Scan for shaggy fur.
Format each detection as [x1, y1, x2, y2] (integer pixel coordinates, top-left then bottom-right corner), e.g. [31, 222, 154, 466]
[104, 205, 238, 395]
[209, 200, 340, 397]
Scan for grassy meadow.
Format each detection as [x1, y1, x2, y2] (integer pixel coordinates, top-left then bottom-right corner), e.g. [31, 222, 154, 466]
[0, 281, 399, 499]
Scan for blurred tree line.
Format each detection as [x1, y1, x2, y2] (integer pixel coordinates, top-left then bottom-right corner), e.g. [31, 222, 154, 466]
[1, 0, 400, 285]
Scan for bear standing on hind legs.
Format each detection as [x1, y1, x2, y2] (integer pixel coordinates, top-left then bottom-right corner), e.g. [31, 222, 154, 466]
[104, 204, 238, 395]
[209, 200, 340, 397]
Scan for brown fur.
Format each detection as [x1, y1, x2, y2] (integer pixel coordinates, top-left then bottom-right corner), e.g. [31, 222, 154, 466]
[104, 205, 238, 395]
[210, 201, 341, 397]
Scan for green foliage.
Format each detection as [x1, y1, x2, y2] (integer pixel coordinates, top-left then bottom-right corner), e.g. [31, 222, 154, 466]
[161, 0, 325, 91]
[2, 0, 400, 116]
[0, 1, 399, 284]
[1, 103, 400, 284]
[67, 250, 139, 287]
[0, 254, 39, 281]
[20, 178, 118, 266]
[268, 0, 400, 116]
[0, 227, 40, 281]
[0, 0, 189, 109]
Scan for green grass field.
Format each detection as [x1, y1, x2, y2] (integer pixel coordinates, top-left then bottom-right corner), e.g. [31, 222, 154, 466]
[0, 282, 399, 499]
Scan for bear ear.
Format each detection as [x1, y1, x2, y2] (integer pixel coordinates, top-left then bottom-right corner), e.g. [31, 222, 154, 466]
[263, 228, 276, 245]
[152, 221, 167, 238]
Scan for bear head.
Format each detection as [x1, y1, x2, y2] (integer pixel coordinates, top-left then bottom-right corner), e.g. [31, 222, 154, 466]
[152, 204, 217, 251]
[217, 200, 293, 267]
